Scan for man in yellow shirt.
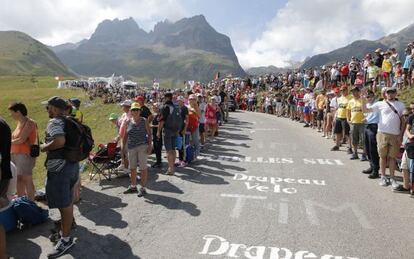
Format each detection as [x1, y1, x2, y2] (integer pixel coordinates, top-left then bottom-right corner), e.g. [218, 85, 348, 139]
[331, 85, 352, 153]
[347, 86, 367, 160]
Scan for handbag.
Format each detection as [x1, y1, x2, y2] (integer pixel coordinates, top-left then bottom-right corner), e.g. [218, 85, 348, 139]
[30, 124, 40, 158]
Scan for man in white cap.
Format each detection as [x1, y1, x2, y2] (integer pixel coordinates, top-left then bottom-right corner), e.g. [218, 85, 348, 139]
[362, 86, 405, 187]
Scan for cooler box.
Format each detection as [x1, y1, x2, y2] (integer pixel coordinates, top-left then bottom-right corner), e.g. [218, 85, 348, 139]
[0, 202, 17, 232]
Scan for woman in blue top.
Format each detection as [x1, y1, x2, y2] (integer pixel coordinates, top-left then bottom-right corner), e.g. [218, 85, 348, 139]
[121, 103, 152, 197]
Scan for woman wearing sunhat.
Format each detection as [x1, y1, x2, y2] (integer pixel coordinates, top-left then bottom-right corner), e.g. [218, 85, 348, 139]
[121, 102, 152, 197]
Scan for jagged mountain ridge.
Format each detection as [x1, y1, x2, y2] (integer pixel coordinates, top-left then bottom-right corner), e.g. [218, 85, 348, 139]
[53, 15, 246, 84]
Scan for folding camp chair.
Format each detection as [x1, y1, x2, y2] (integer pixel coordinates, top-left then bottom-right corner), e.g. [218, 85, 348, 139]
[88, 142, 121, 182]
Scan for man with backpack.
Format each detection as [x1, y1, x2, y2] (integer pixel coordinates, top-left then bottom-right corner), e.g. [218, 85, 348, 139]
[40, 96, 79, 258]
[157, 93, 183, 175]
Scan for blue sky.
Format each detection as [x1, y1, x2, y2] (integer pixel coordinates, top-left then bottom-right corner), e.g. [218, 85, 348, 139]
[1, 0, 414, 68]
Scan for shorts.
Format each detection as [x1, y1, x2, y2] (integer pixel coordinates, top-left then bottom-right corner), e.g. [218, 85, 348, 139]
[350, 123, 365, 145]
[163, 133, 177, 151]
[199, 123, 205, 134]
[333, 118, 350, 135]
[289, 104, 296, 110]
[304, 106, 310, 114]
[297, 106, 304, 113]
[383, 71, 390, 78]
[317, 110, 324, 121]
[376, 132, 400, 159]
[46, 162, 79, 209]
[128, 144, 148, 170]
[11, 153, 35, 176]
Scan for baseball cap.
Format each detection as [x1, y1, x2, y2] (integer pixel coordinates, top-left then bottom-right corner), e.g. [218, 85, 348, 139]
[134, 96, 145, 102]
[130, 102, 142, 110]
[177, 96, 185, 102]
[69, 97, 81, 107]
[120, 100, 132, 107]
[385, 86, 397, 93]
[47, 96, 68, 109]
[375, 48, 382, 53]
[108, 113, 119, 121]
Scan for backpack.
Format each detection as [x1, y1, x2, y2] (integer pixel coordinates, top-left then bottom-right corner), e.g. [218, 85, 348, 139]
[165, 105, 183, 134]
[63, 116, 94, 162]
[12, 196, 48, 228]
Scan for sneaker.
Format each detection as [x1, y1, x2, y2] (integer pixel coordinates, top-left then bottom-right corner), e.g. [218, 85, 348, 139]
[360, 154, 368, 161]
[123, 186, 138, 194]
[137, 188, 147, 197]
[350, 154, 359, 160]
[47, 238, 75, 258]
[49, 231, 61, 244]
[303, 124, 310, 128]
[325, 135, 330, 139]
[379, 176, 390, 186]
[331, 146, 339, 151]
[116, 165, 125, 171]
[393, 185, 410, 193]
[347, 148, 353, 154]
[178, 161, 187, 168]
[389, 178, 399, 189]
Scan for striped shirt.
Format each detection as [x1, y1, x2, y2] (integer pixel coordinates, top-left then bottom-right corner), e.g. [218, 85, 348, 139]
[45, 118, 66, 172]
[127, 117, 148, 149]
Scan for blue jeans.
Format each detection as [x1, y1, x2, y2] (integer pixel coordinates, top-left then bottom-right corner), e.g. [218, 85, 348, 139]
[189, 127, 200, 158]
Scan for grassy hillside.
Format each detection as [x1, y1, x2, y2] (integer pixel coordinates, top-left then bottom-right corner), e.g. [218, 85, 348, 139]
[0, 31, 73, 76]
[0, 76, 119, 187]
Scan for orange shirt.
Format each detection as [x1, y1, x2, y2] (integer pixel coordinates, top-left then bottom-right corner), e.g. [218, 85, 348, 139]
[11, 120, 36, 155]
[316, 94, 326, 110]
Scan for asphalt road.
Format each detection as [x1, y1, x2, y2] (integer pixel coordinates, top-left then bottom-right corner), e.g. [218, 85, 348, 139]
[7, 111, 414, 259]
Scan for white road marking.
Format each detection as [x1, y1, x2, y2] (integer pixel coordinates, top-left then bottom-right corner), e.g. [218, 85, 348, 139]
[199, 155, 344, 165]
[221, 193, 267, 218]
[278, 198, 289, 224]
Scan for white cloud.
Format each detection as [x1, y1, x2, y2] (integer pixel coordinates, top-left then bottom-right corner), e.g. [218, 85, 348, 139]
[237, 0, 414, 69]
[0, 0, 188, 45]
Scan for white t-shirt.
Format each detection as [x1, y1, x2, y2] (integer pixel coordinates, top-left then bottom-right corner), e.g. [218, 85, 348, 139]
[369, 100, 405, 135]
[303, 93, 313, 106]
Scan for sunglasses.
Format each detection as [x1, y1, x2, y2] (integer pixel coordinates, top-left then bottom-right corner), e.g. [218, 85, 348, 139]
[131, 109, 141, 111]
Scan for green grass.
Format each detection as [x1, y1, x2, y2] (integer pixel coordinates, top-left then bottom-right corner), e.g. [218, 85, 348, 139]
[0, 76, 119, 187]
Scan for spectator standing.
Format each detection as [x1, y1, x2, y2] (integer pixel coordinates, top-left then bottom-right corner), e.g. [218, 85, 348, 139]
[346, 86, 366, 160]
[157, 93, 182, 175]
[117, 100, 132, 173]
[198, 94, 207, 146]
[362, 87, 405, 187]
[8, 102, 37, 200]
[362, 91, 380, 179]
[41, 96, 78, 258]
[187, 94, 201, 159]
[150, 103, 163, 168]
[121, 103, 152, 197]
[331, 85, 352, 154]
